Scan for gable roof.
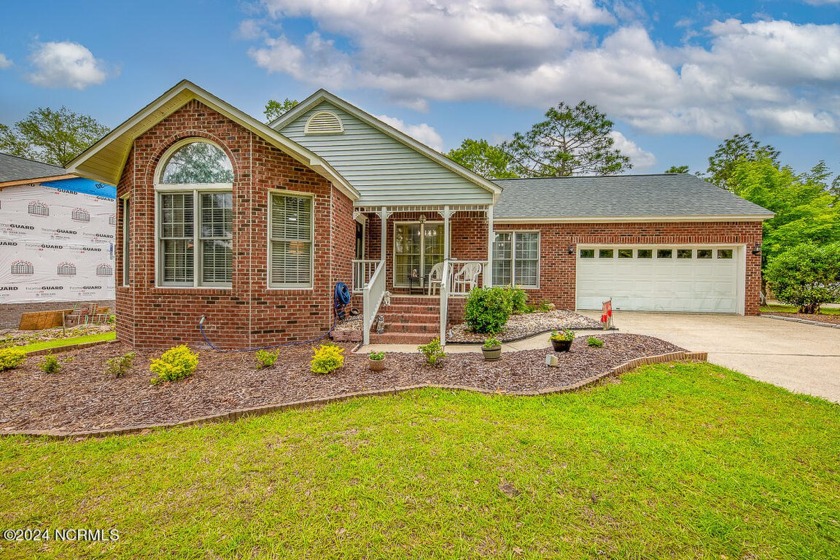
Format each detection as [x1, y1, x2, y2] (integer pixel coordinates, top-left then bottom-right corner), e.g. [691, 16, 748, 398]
[272, 89, 501, 201]
[0, 152, 74, 187]
[493, 174, 774, 222]
[66, 80, 358, 200]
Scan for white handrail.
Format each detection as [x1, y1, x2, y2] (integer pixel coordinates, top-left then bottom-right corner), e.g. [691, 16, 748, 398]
[362, 260, 386, 346]
[439, 259, 450, 346]
[352, 259, 380, 293]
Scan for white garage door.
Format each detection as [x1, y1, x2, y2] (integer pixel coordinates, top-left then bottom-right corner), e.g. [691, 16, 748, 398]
[576, 246, 741, 313]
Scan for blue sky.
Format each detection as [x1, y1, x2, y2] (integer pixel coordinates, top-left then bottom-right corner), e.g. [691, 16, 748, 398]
[1, 0, 839, 178]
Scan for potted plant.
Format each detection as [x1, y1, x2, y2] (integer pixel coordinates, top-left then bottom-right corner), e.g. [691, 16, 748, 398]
[482, 336, 502, 361]
[549, 329, 575, 352]
[369, 350, 386, 371]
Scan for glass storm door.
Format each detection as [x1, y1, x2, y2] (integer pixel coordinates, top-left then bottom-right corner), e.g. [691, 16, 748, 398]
[394, 222, 444, 287]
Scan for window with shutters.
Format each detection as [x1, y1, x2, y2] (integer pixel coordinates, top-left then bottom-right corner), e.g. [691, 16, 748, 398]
[269, 192, 313, 288]
[155, 139, 233, 287]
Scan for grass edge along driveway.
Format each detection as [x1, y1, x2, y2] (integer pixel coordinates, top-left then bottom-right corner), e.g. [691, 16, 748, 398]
[1, 362, 838, 559]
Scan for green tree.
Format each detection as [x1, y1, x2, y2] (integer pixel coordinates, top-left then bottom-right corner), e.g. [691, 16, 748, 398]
[446, 138, 518, 179]
[665, 165, 689, 174]
[728, 156, 840, 265]
[765, 243, 840, 314]
[501, 101, 632, 177]
[707, 133, 780, 190]
[264, 98, 299, 123]
[0, 107, 109, 166]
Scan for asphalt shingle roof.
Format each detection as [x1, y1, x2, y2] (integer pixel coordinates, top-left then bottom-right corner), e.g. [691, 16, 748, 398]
[0, 152, 67, 184]
[492, 174, 773, 220]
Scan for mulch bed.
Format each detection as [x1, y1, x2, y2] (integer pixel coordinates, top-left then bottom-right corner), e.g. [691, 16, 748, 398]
[763, 312, 840, 326]
[448, 310, 602, 342]
[0, 334, 684, 434]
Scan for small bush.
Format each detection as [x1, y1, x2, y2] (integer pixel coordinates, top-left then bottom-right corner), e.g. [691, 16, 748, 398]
[537, 301, 554, 313]
[311, 344, 344, 374]
[550, 329, 575, 342]
[483, 336, 502, 349]
[418, 338, 446, 366]
[369, 351, 385, 361]
[508, 287, 529, 314]
[150, 345, 199, 385]
[587, 336, 604, 348]
[766, 242, 840, 314]
[106, 352, 136, 378]
[0, 348, 26, 372]
[40, 354, 61, 374]
[465, 286, 513, 334]
[255, 349, 279, 369]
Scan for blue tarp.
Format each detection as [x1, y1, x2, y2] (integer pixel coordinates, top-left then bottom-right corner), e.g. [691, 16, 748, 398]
[40, 177, 117, 199]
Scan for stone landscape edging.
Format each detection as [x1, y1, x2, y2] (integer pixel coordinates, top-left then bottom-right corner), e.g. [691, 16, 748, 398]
[762, 314, 840, 329]
[3, 350, 707, 440]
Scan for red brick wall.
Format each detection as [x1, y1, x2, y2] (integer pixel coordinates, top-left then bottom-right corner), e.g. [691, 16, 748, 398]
[115, 100, 355, 348]
[494, 221, 764, 315]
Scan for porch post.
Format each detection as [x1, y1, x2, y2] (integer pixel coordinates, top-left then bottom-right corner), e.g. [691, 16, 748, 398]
[485, 205, 494, 287]
[378, 207, 389, 263]
[443, 205, 451, 260]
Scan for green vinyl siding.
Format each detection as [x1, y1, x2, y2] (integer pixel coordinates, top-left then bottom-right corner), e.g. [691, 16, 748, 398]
[277, 102, 493, 207]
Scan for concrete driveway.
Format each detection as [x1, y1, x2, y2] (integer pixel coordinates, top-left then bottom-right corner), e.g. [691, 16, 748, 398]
[580, 312, 840, 404]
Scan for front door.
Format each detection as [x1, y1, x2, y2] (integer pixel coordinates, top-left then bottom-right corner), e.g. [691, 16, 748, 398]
[394, 222, 445, 287]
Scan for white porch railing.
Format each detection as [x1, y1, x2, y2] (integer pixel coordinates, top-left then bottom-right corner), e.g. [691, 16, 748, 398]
[362, 260, 386, 346]
[353, 259, 380, 293]
[439, 260, 450, 346]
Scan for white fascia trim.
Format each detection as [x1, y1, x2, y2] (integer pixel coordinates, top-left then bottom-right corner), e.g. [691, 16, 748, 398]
[66, 80, 359, 202]
[493, 215, 772, 224]
[273, 89, 502, 201]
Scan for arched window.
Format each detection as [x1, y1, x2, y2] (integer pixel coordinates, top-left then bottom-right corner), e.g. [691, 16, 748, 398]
[156, 140, 233, 287]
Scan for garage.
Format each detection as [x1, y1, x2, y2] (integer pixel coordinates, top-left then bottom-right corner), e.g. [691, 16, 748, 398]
[576, 246, 743, 313]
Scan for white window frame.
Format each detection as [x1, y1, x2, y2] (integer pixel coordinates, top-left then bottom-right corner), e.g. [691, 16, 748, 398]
[268, 190, 315, 290]
[392, 220, 448, 288]
[153, 139, 233, 289]
[492, 230, 541, 289]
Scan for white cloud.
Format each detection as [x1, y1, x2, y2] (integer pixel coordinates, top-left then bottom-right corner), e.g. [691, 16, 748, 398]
[246, 2, 840, 136]
[27, 41, 108, 89]
[802, 0, 840, 5]
[0, 53, 12, 69]
[375, 114, 444, 152]
[608, 131, 656, 170]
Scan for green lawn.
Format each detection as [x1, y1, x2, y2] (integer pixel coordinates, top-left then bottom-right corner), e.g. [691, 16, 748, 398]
[762, 304, 840, 315]
[14, 331, 116, 354]
[1, 362, 838, 558]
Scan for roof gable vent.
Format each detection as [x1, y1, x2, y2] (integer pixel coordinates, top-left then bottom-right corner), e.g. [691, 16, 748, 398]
[304, 111, 344, 135]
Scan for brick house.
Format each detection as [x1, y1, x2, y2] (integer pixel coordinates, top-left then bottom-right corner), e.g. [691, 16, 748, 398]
[67, 81, 772, 348]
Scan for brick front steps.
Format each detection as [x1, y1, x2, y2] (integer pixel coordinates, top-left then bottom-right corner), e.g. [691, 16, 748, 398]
[372, 296, 441, 344]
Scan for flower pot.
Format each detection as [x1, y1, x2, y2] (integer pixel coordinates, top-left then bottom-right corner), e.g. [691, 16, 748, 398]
[369, 358, 385, 371]
[551, 339, 572, 352]
[482, 346, 502, 361]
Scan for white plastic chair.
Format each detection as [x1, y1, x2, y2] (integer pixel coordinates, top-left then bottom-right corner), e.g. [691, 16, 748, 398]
[427, 262, 444, 295]
[452, 262, 482, 294]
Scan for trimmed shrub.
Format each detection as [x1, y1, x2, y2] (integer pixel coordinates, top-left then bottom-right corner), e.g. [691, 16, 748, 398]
[311, 344, 344, 374]
[255, 349, 279, 369]
[0, 348, 26, 372]
[418, 337, 446, 366]
[766, 242, 840, 314]
[465, 286, 513, 334]
[40, 354, 61, 374]
[106, 352, 136, 378]
[508, 286, 529, 314]
[150, 345, 199, 385]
